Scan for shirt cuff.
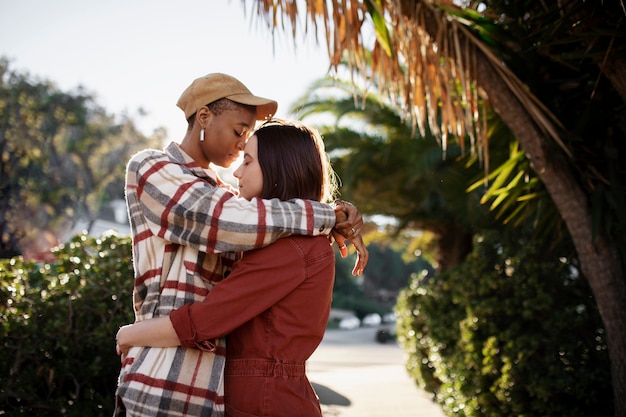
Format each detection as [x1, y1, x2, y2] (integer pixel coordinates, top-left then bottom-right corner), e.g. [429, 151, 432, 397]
[170, 304, 216, 352]
[314, 203, 336, 235]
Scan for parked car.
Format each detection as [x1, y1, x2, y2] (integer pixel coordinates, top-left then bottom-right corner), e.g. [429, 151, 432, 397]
[375, 312, 397, 343]
[338, 315, 361, 330]
[361, 313, 382, 327]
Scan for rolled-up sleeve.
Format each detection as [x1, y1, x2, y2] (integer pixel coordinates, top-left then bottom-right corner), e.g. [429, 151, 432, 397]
[170, 303, 216, 350]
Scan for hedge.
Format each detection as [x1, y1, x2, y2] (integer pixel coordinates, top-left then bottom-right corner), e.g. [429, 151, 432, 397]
[0, 232, 134, 416]
[396, 230, 613, 417]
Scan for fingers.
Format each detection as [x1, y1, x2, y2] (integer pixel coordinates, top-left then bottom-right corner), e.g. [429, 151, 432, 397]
[331, 230, 349, 258]
[341, 200, 363, 228]
[334, 204, 363, 239]
[332, 200, 368, 275]
[350, 235, 369, 276]
[116, 341, 126, 364]
[331, 228, 369, 276]
[116, 328, 131, 364]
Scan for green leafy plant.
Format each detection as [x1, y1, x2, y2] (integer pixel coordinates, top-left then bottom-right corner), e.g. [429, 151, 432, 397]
[396, 230, 612, 417]
[0, 232, 134, 416]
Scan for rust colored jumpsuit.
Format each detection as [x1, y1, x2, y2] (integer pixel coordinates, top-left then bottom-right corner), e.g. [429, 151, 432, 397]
[170, 235, 335, 417]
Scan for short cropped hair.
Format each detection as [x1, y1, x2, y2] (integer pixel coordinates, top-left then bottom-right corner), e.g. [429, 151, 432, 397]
[186, 98, 256, 130]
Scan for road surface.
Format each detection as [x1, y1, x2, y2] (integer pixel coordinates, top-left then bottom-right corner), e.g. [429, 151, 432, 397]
[308, 327, 446, 417]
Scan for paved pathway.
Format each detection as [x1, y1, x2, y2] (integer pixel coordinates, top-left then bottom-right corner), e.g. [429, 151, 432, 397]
[308, 327, 446, 417]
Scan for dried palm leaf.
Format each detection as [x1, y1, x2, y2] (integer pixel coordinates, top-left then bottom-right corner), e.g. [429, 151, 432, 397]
[247, 0, 571, 164]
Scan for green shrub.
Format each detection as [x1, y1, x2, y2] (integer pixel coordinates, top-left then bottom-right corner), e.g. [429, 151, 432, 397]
[0, 232, 135, 416]
[396, 230, 612, 417]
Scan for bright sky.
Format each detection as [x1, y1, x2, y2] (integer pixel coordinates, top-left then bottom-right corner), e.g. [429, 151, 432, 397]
[0, 0, 331, 141]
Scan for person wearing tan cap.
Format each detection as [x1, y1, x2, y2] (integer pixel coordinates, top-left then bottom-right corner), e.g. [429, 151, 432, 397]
[113, 74, 367, 416]
[117, 119, 364, 416]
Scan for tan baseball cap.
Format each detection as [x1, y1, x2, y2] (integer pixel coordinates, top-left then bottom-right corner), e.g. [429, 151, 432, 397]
[177, 73, 278, 121]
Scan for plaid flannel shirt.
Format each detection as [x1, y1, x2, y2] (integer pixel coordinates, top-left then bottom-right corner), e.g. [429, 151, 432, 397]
[114, 142, 334, 417]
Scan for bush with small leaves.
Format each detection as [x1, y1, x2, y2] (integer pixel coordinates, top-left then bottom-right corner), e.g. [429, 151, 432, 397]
[0, 232, 135, 416]
[396, 230, 613, 417]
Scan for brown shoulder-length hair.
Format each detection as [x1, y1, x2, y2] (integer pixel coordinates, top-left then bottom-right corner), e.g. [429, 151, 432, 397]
[254, 119, 338, 203]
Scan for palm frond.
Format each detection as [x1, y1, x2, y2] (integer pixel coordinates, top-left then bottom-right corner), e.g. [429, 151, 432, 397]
[246, 0, 572, 164]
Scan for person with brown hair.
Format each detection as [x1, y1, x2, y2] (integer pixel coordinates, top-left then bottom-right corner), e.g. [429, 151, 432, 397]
[114, 74, 367, 416]
[117, 119, 365, 416]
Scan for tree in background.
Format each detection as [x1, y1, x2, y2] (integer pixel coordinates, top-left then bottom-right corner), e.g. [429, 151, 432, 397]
[0, 58, 163, 259]
[247, 1, 626, 412]
[290, 64, 611, 415]
[291, 75, 497, 272]
[332, 233, 434, 317]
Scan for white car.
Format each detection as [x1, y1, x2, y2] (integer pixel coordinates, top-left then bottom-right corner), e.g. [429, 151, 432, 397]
[338, 315, 361, 330]
[362, 313, 382, 326]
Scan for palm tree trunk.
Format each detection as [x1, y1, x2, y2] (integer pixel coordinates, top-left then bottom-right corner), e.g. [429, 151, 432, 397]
[476, 54, 626, 417]
[435, 225, 473, 272]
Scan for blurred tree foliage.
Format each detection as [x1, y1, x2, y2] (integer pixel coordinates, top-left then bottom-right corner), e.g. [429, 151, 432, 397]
[0, 58, 163, 259]
[396, 229, 612, 417]
[359, 236, 433, 303]
[331, 237, 434, 318]
[0, 232, 135, 416]
[292, 76, 505, 272]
